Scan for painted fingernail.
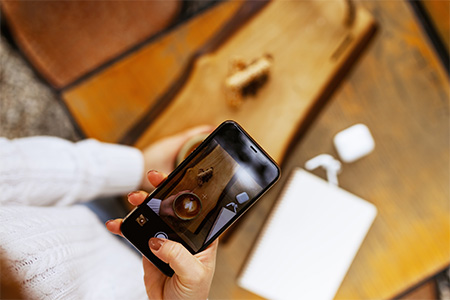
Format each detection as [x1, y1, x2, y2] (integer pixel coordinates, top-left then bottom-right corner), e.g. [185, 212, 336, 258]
[149, 238, 164, 251]
[127, 191, 140, 197]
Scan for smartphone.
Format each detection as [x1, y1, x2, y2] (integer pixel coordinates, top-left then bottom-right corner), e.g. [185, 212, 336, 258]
[121, 120, 280, 276]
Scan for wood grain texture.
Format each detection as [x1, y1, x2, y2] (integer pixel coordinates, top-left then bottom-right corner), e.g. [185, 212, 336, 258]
[132, 0, 375, 165]
[399, 278, 437, 300]
[421, 0, 450, 52]
[61, 0, 375, 166]
[162, 146, 238, 233]
[62, 1, 242, 142]
[209, 1, 449, 299]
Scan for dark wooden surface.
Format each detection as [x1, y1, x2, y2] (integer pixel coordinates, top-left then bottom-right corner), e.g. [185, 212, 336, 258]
[421, 0, 449, 52]
[209, 0, 449, 299]
[1, 1, 181, 88]
[61, 0, 376, 166]
[399, 278, 438, 300]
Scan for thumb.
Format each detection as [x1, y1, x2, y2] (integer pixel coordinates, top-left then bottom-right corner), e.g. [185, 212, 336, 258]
[149, 238, 205, 280]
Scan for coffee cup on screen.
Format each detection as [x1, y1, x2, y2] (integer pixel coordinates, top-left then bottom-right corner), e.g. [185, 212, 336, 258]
[173, 192, 202, 220]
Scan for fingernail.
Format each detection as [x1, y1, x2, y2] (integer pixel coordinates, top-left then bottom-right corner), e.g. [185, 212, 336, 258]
[127, 191, 140, 197]
[105, 219, 113, 226]
[147, 170, 157, 175]
[149, 238, 164, 251]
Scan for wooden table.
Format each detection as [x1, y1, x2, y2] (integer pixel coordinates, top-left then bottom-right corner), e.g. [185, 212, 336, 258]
[209, 1, 450, 299]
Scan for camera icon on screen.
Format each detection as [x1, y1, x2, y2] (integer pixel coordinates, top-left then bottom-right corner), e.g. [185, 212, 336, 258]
[136, 214, 148, 227]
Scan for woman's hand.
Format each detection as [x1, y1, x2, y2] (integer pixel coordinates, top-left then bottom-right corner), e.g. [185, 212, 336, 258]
[140, 126, 213, 192]
[106, 170, 218, 300]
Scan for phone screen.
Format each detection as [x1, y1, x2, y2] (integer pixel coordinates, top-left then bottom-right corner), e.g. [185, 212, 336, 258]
[142, 124, 279, 252]
[122, 121, 280, 275]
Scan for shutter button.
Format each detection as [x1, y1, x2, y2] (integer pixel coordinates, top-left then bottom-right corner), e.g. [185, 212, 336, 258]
[154, 231, 168, 239]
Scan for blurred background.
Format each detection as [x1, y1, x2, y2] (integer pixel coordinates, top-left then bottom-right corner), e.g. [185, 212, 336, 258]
[1, 0, 449, 299]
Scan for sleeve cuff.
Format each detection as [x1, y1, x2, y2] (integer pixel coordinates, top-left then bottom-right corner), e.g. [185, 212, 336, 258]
[94, 142, 144, 196]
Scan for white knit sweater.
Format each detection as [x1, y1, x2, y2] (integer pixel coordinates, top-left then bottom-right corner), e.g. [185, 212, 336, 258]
[0, 137, 147, 299]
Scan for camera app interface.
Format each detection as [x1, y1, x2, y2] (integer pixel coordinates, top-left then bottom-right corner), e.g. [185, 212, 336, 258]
[145, 136, 268, 252]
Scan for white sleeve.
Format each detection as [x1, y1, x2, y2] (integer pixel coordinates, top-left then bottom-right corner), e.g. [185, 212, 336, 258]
[0, 137, 144, 206]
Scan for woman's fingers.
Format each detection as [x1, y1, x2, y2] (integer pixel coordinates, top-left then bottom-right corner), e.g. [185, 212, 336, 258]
[105, 219, 123, 237]
[127, 190, 149, 206]
[148, 238, 215, 283]
[149, 238, 200, 279]
[147, 170, 168, 189]
[105, 190, 149, 236]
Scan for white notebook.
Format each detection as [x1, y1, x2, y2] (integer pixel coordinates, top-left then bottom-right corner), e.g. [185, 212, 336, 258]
[238, 168, 377, 300]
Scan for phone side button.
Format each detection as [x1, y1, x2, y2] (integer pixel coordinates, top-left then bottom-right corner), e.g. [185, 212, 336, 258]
[154, 231, 168, 239]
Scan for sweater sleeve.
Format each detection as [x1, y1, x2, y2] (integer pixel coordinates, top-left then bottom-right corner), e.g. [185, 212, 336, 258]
[0, 137, 144, 206]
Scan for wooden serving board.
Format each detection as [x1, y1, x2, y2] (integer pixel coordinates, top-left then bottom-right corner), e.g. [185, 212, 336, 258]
[62, 1, 242, 142]
[62, 0, 376, 164]
[162, 145, 239, 233]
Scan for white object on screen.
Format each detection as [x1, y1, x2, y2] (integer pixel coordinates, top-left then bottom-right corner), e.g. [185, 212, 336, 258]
[236, 192, 250, 204]
[205, 207, 236, 243]
[333, 123, 375, 163]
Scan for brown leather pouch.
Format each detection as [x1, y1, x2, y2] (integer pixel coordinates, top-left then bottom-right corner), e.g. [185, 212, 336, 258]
[1, 0, 181, 89]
